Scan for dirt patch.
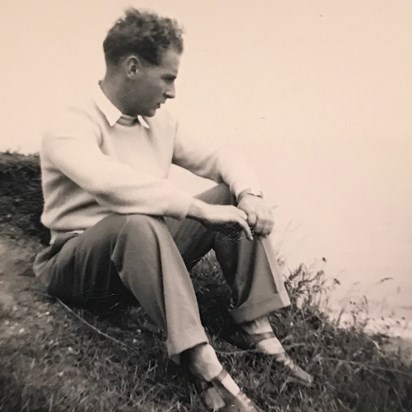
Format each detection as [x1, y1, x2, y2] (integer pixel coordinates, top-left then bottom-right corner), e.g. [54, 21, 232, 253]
[0, 232, 48, 339]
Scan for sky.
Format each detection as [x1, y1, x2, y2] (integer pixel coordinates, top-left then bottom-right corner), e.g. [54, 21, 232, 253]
[1, 0, 412, 316]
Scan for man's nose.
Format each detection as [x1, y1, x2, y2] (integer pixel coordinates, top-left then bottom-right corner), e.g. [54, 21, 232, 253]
[165, 83, 176, 99]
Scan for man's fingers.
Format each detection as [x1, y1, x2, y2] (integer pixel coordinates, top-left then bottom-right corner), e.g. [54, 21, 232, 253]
[261, 220, 274, 237]
[254, 219, 266, 235]
[203, 205, 254, 240]
[240, 221, 253, 240]
[235, 209, 253, 240]
[253, 211, 275, 237]
[235, 202, 276, 238]
[238, 209, 248, 221]
[247, 212, 257, 228]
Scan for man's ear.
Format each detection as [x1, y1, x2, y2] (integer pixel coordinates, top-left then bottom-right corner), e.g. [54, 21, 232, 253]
[125, 55, 141, 78]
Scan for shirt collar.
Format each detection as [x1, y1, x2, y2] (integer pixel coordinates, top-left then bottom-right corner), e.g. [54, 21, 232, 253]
[94, 83, 150, 129]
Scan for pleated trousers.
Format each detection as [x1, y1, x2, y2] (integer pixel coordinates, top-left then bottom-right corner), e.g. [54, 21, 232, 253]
[34, 184, 290, 358]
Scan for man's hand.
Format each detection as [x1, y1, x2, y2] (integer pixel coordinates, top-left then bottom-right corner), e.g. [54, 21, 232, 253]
[237, 194, 275, 237]
[187, 199, 253, 240]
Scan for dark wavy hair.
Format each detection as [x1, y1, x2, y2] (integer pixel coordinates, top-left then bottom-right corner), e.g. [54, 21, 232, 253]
[103, 8, 184, 66]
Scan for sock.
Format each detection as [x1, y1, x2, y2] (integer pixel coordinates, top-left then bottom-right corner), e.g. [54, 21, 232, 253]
[188, 343, 224, 381]
[241, 316, 285, 355]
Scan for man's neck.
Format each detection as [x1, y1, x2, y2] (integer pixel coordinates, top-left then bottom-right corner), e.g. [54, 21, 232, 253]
[100, 77, 129, 115]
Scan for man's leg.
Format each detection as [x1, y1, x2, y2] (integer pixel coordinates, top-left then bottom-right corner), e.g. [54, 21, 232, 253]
[42, 214, 208, 358]
[39, 211, 262, 409]
[167, 183, 290, 323]
[215, 234, 291, 323]
[168, 184, 312, 386]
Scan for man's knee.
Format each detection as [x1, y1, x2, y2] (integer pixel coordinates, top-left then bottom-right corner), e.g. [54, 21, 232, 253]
[122, 214, 167, 238]
[91, 214, 167, 245]
[196, 183, 234, 205]
[216, 183, 234, 205]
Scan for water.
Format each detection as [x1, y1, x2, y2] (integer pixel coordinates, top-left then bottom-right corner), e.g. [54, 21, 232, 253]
[261, 136, 412, 320]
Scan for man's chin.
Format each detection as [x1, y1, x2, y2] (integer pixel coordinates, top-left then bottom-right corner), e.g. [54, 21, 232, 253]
[144, 108, 158, 117]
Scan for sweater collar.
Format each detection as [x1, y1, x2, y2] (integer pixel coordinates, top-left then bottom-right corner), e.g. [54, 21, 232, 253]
[94, 83, 150, 129]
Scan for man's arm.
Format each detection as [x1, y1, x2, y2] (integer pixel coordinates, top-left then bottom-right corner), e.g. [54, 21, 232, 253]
[43, 108, 196, 219]
[172, 123, 275, 236]
[43, 108, 255, 238]
[172, 121, 263, 198]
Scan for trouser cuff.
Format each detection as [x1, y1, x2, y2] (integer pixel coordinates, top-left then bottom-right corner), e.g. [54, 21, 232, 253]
[230, 290, 291, 324]
[167, 325, 209, 363]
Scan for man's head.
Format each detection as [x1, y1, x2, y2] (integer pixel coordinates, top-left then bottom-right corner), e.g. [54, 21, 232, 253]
[102, 9, 184, 117]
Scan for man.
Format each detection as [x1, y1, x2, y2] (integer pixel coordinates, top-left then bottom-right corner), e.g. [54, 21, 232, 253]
[34, 8, 312, 411]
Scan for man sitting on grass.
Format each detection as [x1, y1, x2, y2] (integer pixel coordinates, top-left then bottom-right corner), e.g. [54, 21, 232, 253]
[34, 8, 312, 411]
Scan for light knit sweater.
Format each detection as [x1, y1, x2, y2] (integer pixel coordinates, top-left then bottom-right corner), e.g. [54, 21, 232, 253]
[40, 85, 261, 242]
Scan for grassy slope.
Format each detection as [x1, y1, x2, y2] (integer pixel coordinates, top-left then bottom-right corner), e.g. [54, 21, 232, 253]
[0, 151, 411, 412]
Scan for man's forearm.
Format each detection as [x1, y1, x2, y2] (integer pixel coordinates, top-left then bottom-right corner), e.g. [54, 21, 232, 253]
[186, 198, 209, 221]
[186, 198, 253, 240]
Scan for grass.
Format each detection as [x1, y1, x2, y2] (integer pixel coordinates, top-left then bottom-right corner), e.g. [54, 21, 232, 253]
[0, 151, 49, 243]
[0, 151, 411, 411]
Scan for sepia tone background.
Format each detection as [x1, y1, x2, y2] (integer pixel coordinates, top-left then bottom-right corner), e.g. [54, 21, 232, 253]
[1, 0, 411, 319]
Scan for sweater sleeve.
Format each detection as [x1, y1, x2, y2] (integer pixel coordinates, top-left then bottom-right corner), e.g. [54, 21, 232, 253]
[43, 107, 193, 219]
[172, 121, 262, 199]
